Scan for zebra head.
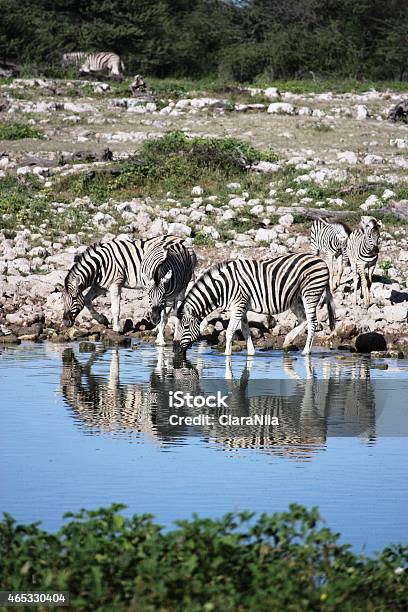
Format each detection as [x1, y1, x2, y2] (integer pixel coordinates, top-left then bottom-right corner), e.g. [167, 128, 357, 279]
[144, 270, 172, 325]
[360, 216, 382, 250]
[55, 279, 85, 327]
[173, 306, 201, 354]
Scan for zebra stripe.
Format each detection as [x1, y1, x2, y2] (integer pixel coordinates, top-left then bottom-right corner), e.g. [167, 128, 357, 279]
[141, 241, 197, 345]
[62, 52, 124, 75]
[310, 218, 351, 289]
[346, 216, 382, 306]
[175, 253, 335, 356]
[56, 235, 189, 332]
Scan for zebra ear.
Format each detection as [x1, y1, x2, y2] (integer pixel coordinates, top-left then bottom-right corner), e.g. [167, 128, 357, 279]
[377, 220, 383, 228]
[53, 283, 65, 293]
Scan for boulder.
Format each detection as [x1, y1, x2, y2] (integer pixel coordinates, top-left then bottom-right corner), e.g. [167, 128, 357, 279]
[355, 332, 387, 353]
[267, 102, 295, 115]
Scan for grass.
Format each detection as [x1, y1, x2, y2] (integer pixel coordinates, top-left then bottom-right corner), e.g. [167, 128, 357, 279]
[0, 122, 44, 140]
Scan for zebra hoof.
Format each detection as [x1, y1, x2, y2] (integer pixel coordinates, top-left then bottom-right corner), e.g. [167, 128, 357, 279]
[98, 315, 109, 327]
[302, 349, 311, 356]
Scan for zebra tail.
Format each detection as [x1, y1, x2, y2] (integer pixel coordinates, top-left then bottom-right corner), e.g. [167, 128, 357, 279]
[325, 287, 336, 331]
[120, 59, 125, 72]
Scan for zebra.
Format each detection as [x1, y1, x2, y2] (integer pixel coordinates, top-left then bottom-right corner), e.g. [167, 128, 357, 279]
[174, 253, 336, 357]
[62, 52, 124, 76]
[54, 235, 189, 332]
[346, 216, 382, 306]
[141, 241, 197, 345]
[310, 218, 351, 290]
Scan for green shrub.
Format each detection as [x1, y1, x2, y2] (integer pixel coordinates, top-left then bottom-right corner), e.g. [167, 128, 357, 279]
[0, 122, 44, 140]
[0, 504, 407, 611]
[193, 230, 215, 247]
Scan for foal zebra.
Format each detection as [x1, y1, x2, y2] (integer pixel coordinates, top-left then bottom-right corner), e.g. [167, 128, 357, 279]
[141, 241, 197, 345]
[310, 218, 351, 290]
[55, 235, 192, 332]
[174, 253, 336, 357]
[62, 52, 124, 76]
[346, 216, 382, 306]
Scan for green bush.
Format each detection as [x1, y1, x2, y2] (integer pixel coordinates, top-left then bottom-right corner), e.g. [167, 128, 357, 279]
[55, 131, 278, 203]
[0, 504, 407, 611]
[0, 122, 44, 140]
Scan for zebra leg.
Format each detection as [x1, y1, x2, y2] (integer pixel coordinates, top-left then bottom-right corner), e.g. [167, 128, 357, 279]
[358, 263, 370, 306]
[365, 262, 375, 305]
[155, 307, 169, 346]
[351, 262, 359, 306]
[283, 301, 307, 348]
[84, 285, 109, 327]
[225, 314, 243, 356]
[109, 284, 122, 332]
[240, 315, 255, 356]
[302, 296, 319, 355]
[336, 254, 343, 289]
[328, 254, 335, 291]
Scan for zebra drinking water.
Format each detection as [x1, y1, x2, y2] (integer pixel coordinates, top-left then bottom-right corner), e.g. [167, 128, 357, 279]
[54, 235, 192, 332]
[141, 241, 197, 345]
[310, 218, 351, 290]
[62, 52, 124, 76]
[346, 216, 382, 306]
[174, 253, 336, 357]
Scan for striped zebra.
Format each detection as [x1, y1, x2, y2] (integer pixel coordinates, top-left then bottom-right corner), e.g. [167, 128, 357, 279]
[62, 52, 124, 76]
[141, 241, 197, 345]
[346, 216, 382, 306]
[174, 253, 336, 357]
[54, 235, 190, 332]
[310, 218, 351, 290]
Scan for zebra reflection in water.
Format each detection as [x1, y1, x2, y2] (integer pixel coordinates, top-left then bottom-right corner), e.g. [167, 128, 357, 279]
[59, 348, 376, 457]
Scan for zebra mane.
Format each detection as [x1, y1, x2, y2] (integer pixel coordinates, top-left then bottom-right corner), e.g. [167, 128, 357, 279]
[66, 243, 99, 286]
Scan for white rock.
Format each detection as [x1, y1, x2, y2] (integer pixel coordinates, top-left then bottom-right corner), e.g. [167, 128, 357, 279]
[298, 107, 312, 116]
[382, 303, 407, 323]
[354, 105, 369, 120]
[278, 214, 294, 227]
[251, 161, 280, 173]
[267, 102, 295, 115]
[175, 99, 191, 109]
[250, 204, 264, 215]
[360, 194, 379, 211]
[228, 197, 246, 209]
[390, 138, 408, 149]
[337, 151, 358, 164]
[364, 154, 383, 165]
[167, 222, 192, 237]
[264, 87, 280, 99]
[191, 185, 203, 196]
[92, 212, 116, 228]
[145, 102, 157, 112]
[382, 189, 395, 201]
[255, 228, 277, 242]
[190, 97, 225, 108]
[148, 219, 168, 236]
[64, 102, 93, 113]
[226, 182, 241, 191]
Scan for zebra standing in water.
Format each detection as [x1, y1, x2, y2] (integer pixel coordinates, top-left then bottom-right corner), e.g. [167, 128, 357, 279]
[141, 241, 197, 345]
[174, 253, 336, 357]
[54, 235, 192, 332]
[310, 218, 351, 290]
[346, 216, 382, 306]
[62, 52, 124, 76]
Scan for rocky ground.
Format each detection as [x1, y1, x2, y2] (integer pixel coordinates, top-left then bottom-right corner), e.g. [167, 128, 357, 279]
[0, 78, 407, 353]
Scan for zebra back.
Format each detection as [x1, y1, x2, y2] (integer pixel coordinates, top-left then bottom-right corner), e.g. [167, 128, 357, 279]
[181, 253, 330, 319]
[62, 52, 87, 67]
